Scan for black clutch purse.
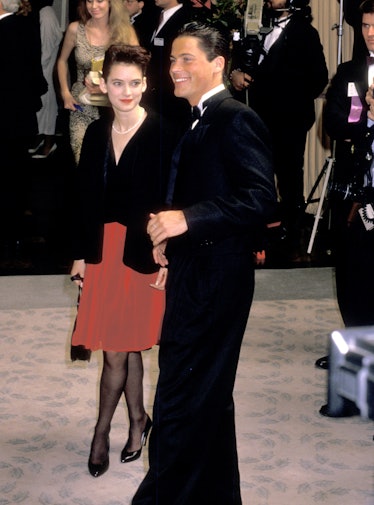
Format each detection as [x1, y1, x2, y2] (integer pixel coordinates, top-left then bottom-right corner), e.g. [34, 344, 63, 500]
[70, 275, 92, 362]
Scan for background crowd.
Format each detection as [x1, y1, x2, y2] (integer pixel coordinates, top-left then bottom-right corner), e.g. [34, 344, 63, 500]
[0, 0, 368, 276]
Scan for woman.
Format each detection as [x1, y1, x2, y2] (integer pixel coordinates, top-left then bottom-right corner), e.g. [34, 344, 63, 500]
[57, 0, 138, 164]
[70, 44, 177, 478]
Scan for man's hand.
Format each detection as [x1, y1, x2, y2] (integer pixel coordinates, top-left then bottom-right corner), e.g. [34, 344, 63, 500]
[230, 69, 252, 91]
[147, 210, 188, 246]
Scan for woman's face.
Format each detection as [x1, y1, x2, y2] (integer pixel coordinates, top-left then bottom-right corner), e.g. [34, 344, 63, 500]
[100, 62, 146, 113]
[86, 0, 110, 20]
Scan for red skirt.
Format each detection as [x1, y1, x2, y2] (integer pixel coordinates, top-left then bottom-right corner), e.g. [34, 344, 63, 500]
[71, 222, 165, 352]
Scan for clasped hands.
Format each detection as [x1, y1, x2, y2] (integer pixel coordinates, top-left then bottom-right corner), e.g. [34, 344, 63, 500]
[147, 210, 187, 291]
[147, 210, 187, 266]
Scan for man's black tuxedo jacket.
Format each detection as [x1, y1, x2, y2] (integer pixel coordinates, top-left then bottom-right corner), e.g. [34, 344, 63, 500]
[0, 13, 47, 138]
[146, 5, 192, 94]
[324, 55, 373, 186]
[167, 89, 277, 257]
[142, 4, 192, 126]
[246, 14, 328, 134]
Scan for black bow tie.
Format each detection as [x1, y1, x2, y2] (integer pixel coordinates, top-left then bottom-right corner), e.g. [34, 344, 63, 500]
[273, 16, 289, 27]
[191, 106, 201, 121]
[368, 56, 374, 66]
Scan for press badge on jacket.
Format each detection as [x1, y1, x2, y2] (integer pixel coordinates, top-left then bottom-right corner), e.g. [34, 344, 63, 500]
[347, 82, 359, 97]
[154, 37, 164, 46]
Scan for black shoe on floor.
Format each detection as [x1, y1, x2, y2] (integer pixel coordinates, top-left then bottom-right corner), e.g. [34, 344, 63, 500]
[315, 355, 329, 370]
[319, 403, 360, 418]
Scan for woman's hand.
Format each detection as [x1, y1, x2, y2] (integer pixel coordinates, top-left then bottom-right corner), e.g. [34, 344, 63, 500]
[62, 91, 81, 112]
[84, 73, 102, 94]
[70, 259, 85, 288]
[149, 267, 168, 291]
[152, 242, 169, 266]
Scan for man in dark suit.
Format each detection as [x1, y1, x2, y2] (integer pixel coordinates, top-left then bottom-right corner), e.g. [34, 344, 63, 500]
[0, 0, 47, 259]
[132, 21, 277, 505]
[341, 0, 368, 60]
[142, 0, 192, 129]
[315, 1, 374, 413]
[230, 0, 328, 254]
[124, 0, 159, 47]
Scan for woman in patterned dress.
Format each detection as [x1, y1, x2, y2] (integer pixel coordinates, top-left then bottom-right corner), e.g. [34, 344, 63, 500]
[57, 0, 138, 164]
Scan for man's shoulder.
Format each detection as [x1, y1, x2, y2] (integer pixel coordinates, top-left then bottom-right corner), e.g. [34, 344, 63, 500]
[168, 4, 192, 24]
[207, 91, 263, 128]
[336, 59, 366, 78]
[286, 15, 319, 38]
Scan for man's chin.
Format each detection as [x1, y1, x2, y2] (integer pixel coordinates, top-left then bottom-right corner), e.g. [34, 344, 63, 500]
[173, 89, 185, 99]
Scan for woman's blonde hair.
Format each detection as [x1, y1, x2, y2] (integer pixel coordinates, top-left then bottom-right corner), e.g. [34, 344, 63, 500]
[77, 0, 137, 47]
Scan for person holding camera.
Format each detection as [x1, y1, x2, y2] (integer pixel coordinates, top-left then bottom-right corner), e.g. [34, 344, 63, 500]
[230, 0, 328, 256]
[314, 0, 374, 391]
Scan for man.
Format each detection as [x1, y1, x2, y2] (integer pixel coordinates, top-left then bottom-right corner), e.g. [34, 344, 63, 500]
[315, 0, 374, 416]
[132, 21, 277, 505]
[0, 0, 47, 260]
[341, 0, 368, 60]
[230, 0, 328, 255]
[124, 0, 158, 47]
[142, 0, 192, 129]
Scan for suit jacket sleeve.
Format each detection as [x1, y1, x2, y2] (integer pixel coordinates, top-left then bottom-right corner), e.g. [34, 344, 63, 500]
[181, 102, 277, 246]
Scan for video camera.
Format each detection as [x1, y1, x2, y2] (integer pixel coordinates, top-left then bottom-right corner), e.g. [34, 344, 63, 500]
[232, 0, 311, 77]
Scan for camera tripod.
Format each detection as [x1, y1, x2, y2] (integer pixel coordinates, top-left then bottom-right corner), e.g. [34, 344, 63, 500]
[304, 0, 344, 254]
[305, 145, 335, 254]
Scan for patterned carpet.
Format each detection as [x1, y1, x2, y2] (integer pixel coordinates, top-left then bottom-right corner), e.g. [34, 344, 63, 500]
[1, 270, 373, 505]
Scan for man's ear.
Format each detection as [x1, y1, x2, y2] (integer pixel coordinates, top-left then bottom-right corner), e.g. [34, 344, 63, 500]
[213, 56, 225, 74]
[99, 77, 107, 94]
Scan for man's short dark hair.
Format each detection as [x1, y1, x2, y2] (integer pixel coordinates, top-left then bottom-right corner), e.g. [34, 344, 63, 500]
[360, 0, 374, 14]
[176, 21, 230, 72]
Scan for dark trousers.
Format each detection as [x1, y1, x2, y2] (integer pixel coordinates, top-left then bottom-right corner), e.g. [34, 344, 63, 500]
[331, 199, 374, 326]
[272, 127, 308, 234]
[0, 137, 32, 245]
[132, 251, 254, 505]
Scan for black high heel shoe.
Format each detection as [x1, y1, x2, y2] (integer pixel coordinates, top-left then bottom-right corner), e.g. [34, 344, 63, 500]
[120, 414, 152, 463]
[88, 437, 110, 477]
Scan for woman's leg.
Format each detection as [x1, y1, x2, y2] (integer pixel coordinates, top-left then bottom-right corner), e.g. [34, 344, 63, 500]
[123, 351, 150, 452]
[90, 350, 128, 464]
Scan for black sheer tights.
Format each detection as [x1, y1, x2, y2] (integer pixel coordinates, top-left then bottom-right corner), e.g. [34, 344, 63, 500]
[89, 350, 148, 464]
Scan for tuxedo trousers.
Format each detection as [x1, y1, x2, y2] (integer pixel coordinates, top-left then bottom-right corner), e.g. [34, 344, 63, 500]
[331, 199, 374, 327]
[132, 250, 255, 505]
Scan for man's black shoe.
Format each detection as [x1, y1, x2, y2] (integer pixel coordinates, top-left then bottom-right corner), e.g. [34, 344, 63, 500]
[315, 355, 329, 369]
[319, 403, 360, 418]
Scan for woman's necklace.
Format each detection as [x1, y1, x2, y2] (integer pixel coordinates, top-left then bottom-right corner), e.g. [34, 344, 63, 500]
[112, 109, 145, 135]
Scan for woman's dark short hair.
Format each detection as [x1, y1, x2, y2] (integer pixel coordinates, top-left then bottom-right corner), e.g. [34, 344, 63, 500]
[102, 45, 151, 80]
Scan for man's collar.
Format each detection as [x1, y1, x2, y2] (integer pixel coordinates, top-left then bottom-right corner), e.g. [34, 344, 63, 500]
[162, 3, 182, 22]
[196, 84, 225, 114]
[0, 12, 14, 20]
